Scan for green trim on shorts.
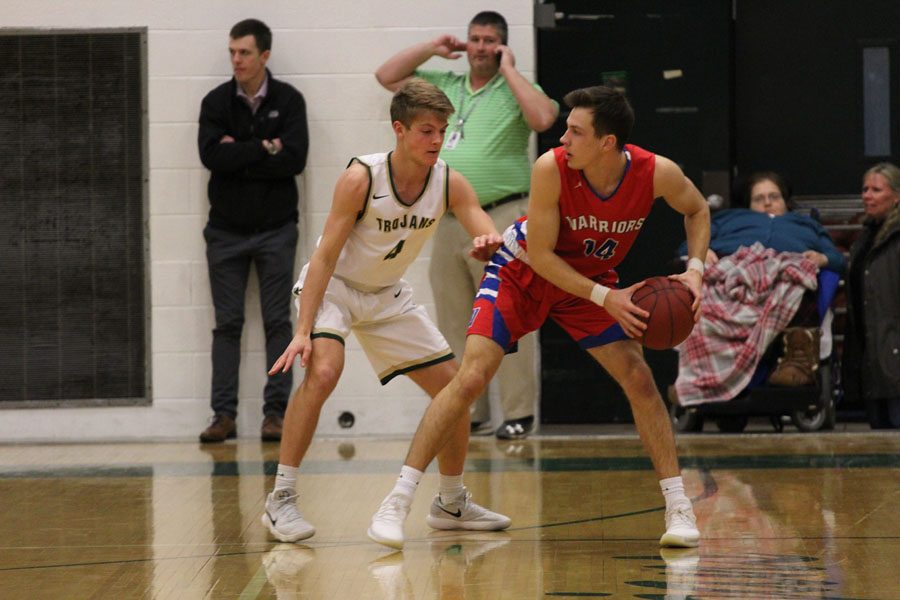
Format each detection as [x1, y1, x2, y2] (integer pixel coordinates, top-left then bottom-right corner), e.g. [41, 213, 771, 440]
[311, 331, 345, 345]
[379, 351, 455, 385]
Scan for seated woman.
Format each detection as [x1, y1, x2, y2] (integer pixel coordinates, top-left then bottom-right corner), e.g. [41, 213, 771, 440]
[842, 163, 900, 429]
[703, 171, 844, 271]
[672, 172, 845, 407]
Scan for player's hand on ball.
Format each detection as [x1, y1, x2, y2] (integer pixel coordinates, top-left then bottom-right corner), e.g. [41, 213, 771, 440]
[469, 233, 503, 261]
[668, 269, 702, 322]
[269, 333, 313, 374]
[604, 282, 649, 339]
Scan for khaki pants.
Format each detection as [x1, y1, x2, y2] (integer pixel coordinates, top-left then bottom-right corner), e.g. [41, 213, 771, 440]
[429, 198, 538, 423]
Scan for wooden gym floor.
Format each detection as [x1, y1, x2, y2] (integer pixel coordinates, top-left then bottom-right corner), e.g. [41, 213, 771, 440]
[0, 431, 898, 599]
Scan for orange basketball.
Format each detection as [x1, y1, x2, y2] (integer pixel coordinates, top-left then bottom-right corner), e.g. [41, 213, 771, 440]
[630, 276, 695, 350]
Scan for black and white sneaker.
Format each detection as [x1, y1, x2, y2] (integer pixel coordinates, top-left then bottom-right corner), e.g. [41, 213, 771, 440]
[425, 488, 511, 531]
[261, 488, 316, 542]
[495, 416, 534, 440]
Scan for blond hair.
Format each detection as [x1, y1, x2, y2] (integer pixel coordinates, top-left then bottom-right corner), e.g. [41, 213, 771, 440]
[390, 78, 453, 127]
[864, 162, 900, 193]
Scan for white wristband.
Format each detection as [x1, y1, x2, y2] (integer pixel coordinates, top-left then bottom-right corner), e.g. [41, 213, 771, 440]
[686, 257, 705, 275]
[590, 283, 611, 307]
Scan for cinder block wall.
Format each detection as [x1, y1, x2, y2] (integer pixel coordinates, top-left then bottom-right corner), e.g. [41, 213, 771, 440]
[0, 0, 537, 440]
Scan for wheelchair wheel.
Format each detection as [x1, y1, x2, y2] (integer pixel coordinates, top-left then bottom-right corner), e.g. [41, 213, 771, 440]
[715, 415, 749, 433]
[791, 406, 831, 432]
[669, 404, 703, 432]
[791, 361, 836, 432]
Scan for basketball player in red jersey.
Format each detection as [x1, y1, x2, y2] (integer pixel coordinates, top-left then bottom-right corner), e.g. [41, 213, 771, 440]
[370, 85, 710, 548]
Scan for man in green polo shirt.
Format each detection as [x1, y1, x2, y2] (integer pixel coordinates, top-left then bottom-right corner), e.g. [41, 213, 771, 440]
[376, 11, 558, 440]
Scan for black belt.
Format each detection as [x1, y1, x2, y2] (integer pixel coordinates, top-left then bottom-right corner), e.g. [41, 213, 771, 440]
[482, 191, 528, 212]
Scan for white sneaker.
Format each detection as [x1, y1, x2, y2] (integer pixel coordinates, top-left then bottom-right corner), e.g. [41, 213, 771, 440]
[425, 489, 511, 531]
[261, 488, 316, 543]
[368, 493, 412, 550]
[659, 502, 700, 547]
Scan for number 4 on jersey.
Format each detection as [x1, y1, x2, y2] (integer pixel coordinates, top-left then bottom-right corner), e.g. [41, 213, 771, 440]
[384, 239, 405, 260]
[583, 237, 618, 260]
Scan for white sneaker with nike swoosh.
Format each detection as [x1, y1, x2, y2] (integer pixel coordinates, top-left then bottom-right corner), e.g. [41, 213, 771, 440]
[425, 488, 511, 531]
[261, 488, 316, 542]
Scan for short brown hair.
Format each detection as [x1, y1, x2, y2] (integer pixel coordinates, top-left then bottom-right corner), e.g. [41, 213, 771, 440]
[563, 85, 634, 150]
[390, 79, 454, 127]
[230, 19, 272, 53]
[469, 11, 508, 44]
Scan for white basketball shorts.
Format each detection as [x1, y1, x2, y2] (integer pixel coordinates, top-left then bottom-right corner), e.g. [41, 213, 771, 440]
[293, 265, 454, 384]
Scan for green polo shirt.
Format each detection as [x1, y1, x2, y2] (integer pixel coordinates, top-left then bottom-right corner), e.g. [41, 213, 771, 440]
[415, 69, 554, 205]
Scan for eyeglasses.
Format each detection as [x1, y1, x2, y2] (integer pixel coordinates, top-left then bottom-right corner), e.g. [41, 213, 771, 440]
[751, 192, 784, 203]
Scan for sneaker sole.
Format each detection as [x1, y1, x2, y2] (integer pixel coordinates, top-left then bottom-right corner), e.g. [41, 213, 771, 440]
[495, 432, 528, 440]
[367, 526, 404, 550]
[659, 531, 700, 548]
[260, 513, 315, 543]
[425, 515, 512, 531]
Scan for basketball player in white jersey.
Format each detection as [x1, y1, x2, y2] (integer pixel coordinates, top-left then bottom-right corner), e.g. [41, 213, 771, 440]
[261, 79, 511, 546]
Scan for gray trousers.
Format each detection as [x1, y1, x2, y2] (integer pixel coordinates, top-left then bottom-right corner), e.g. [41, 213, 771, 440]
[204, 221, 298, 419]
[429, 198, 538, 423]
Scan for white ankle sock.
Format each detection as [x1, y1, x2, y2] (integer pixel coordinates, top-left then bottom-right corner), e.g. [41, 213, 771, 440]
[439, 474, 465, 504]
[391, 465, 423, 499]
[659, 476, 690, 511]
[274, 464, 298, 492]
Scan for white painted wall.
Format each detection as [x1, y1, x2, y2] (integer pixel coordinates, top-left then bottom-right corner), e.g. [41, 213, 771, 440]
[0, 0, 540, 441]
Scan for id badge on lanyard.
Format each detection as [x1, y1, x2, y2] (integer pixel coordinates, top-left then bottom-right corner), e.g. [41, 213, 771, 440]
[444, 129, 462, 150]
[445, 117, 465, 150]
[445, 80, 493, 151]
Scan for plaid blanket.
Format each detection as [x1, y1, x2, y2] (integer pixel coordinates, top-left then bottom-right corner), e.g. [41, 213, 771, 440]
[675, 242, 819, 407]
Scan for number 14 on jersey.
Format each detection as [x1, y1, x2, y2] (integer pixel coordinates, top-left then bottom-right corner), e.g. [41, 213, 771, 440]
[583, 238, 618, 260]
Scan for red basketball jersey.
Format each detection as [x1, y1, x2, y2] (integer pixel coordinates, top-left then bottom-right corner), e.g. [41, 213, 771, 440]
[553, 144, 656, 278]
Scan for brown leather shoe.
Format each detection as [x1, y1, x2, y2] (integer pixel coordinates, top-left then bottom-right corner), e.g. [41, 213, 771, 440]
[261, 414, 284, 442]
[199, 414, 236, 443]
[768, 327, 819, 387]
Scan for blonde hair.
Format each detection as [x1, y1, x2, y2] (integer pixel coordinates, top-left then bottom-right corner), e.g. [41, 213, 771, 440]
[864, 162, 900, 193]
[390, 78, 453, 127]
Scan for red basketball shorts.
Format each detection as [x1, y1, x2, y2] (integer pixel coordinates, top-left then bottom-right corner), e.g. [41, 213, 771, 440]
[466, 250, 627, 351]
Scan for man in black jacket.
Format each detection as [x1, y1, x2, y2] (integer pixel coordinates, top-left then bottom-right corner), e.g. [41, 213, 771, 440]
[197, 19, 309, 442]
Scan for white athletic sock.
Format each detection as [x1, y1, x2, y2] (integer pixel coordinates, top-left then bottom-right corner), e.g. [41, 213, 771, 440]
[274, 464, 298, 492]
[438, 474, 465, 504]
[391, 465, 423, 499]
[660, 476, 690, 511]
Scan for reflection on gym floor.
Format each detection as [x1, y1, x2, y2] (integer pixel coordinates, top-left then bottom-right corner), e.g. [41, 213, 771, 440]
[0, 432, 897, 598]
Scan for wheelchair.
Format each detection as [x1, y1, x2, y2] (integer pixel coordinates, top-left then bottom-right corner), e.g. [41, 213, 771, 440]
[669, 269, 840, 433]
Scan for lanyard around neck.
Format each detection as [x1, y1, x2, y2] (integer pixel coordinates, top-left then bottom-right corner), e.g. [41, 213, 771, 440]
[454, 75, 496, 138]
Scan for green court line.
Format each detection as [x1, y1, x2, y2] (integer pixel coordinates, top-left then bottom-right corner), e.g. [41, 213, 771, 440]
[2, 453, 899, 478]
[238, 564, 269, 600]
[545, 593, 612, 597]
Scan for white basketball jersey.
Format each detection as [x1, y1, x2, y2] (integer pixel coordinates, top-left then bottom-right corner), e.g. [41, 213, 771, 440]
[332, 152, 449, 291]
